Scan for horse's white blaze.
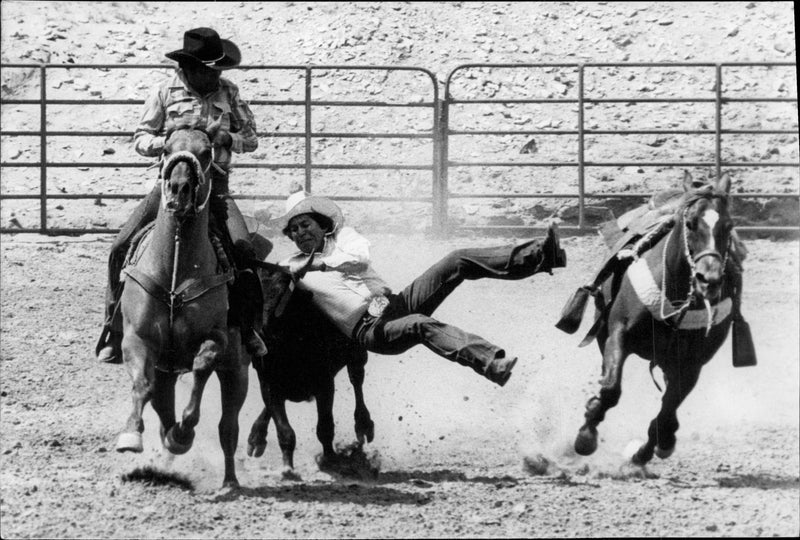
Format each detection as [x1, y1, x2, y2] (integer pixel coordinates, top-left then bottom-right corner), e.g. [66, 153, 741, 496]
[701, 209, 719, 250]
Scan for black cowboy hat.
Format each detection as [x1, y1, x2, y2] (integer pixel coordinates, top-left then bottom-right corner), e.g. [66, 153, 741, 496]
[165, 27, 241, 70]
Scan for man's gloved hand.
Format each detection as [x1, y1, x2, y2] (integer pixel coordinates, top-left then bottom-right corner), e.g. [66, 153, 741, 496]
[212, 130, 232, 149]
[206, 115, 232, 149]
[617, 248, 638, 261]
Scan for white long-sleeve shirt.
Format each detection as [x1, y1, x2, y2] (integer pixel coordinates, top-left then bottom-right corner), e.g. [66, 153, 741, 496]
[281, 227, 392, 336]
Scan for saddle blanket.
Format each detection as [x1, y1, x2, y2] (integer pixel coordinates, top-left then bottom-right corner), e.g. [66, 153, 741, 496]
[627, 256, 732, 330]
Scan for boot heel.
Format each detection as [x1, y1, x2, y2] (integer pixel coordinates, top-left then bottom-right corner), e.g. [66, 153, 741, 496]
[555, 287, 591, 334]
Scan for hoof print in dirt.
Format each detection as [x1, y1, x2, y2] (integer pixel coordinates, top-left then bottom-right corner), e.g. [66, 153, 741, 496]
[315, 442, 381, 481]
[522, 453, 557, 476]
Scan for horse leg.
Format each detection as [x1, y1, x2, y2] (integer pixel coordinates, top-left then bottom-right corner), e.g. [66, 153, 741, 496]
[151, 370, 178, 447]
[116, 343, 154, 453]
[216, 364, 248, 489]
[165, 336, 225, 454]
[164, 368, 211, 455]
[632, 362, 703, 466]
[347, 352, 374, 445]
[270, 397, 299, 479]
[246, 360, 271, 458]
[575, 324, 628, 456]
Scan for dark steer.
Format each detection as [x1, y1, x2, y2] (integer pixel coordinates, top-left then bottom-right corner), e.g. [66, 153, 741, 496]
[246, 262, 375, 479]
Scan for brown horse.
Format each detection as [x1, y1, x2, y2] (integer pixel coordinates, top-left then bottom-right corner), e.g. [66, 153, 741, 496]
[115, 124, 248, 488]
[573, 172, 741, 466]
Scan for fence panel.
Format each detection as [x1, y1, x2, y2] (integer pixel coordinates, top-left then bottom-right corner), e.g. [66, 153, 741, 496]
[0, 64, 438, 235]
[441, 62, 798, 234]
[1, 62, 797, 235]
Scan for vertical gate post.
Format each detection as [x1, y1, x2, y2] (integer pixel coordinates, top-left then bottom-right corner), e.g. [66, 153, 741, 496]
[434, 97, 450, 235]
[715, 64, 722, 180]
[577, 64, 586, 230]
[304, 67, 312, 192]
[39, 65, 48, 233]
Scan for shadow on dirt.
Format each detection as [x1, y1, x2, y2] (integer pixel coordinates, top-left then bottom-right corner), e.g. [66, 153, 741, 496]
[715, 473, 800, 490]
[219, 482, 430, 506]
[376, 469, 519, 487]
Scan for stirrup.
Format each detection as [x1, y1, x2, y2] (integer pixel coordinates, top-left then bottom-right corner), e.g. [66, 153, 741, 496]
[732, 316, 757, 367]
[555, 286, 593, 334]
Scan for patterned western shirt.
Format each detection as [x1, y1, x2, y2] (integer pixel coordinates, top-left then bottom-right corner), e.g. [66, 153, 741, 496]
[281, 227, 393, 337]
[133, 70, 258, 173]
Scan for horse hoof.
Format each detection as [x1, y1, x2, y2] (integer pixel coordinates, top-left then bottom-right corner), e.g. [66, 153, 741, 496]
[356, 421, 375, 444]
[116, 432, 143, 453]
[655, 445, 675, 460]
[281, 468, 301, 481]
[222, 479, 240, 490]
[247, 441, 266, 458]
[164, 427, 194, 455]
[574, 426, 598, 456]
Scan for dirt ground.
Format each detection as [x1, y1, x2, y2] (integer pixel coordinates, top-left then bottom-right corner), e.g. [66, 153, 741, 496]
[0, 231, 798, 539]
[1, 2, 799, 538]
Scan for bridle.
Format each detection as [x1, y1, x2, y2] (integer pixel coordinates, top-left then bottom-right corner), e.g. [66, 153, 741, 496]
[160, 149, 214, 215]
[159, 128, 216, 216]
[659, 190, 731, 331]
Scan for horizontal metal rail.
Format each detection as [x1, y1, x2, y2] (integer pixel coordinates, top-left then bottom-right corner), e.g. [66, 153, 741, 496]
[1, 62, 798, 236]
[0, 63, 439, 235]
[441, 62, 799, 233]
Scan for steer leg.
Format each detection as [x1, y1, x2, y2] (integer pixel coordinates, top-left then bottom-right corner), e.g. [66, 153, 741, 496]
[314, 380, 338, 469]
[247, 360, 272, 458]
[347, 351, 374, 445]
[270, 397, 298, 479]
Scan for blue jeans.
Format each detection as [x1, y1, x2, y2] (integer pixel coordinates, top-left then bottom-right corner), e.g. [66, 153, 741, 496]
[353, 239, 556, 375]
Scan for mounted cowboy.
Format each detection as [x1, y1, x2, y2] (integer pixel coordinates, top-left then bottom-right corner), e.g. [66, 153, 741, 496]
[556, 170, 756, 367]
[96, 27, 268, 364]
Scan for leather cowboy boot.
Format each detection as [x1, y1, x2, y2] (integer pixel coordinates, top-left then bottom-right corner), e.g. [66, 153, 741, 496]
[484, 355, 518, 387]
[539, 223, 567, 273]
[232, 238, 268, 357]
[96, 329, 123, 364]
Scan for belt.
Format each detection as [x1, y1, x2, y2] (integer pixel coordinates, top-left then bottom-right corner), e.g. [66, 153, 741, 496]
[352, 294, 394, 341]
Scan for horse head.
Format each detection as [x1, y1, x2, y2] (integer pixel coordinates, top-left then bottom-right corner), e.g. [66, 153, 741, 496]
[160, 124, 215, 219]
[677, 170, 733, 304]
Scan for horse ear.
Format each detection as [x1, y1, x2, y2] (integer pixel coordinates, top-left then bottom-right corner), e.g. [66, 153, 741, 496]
[716, 172, 731, 195]
[682, 170, 694, 192]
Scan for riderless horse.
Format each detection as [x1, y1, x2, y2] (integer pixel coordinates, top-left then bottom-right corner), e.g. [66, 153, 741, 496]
[573, 172, 745, 465]
[115, 122, 248, 488]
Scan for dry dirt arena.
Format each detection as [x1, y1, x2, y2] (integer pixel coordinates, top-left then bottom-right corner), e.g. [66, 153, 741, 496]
[0, 231, 798, 538]
[1, 1, 799, 538]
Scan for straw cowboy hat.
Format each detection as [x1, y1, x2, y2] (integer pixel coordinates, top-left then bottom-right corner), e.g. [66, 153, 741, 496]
[277, 190, 344, 237]
[165, 27, 241, 70]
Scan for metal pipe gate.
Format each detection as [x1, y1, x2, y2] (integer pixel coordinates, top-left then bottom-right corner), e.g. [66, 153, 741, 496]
[1, 62, 797, 235]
